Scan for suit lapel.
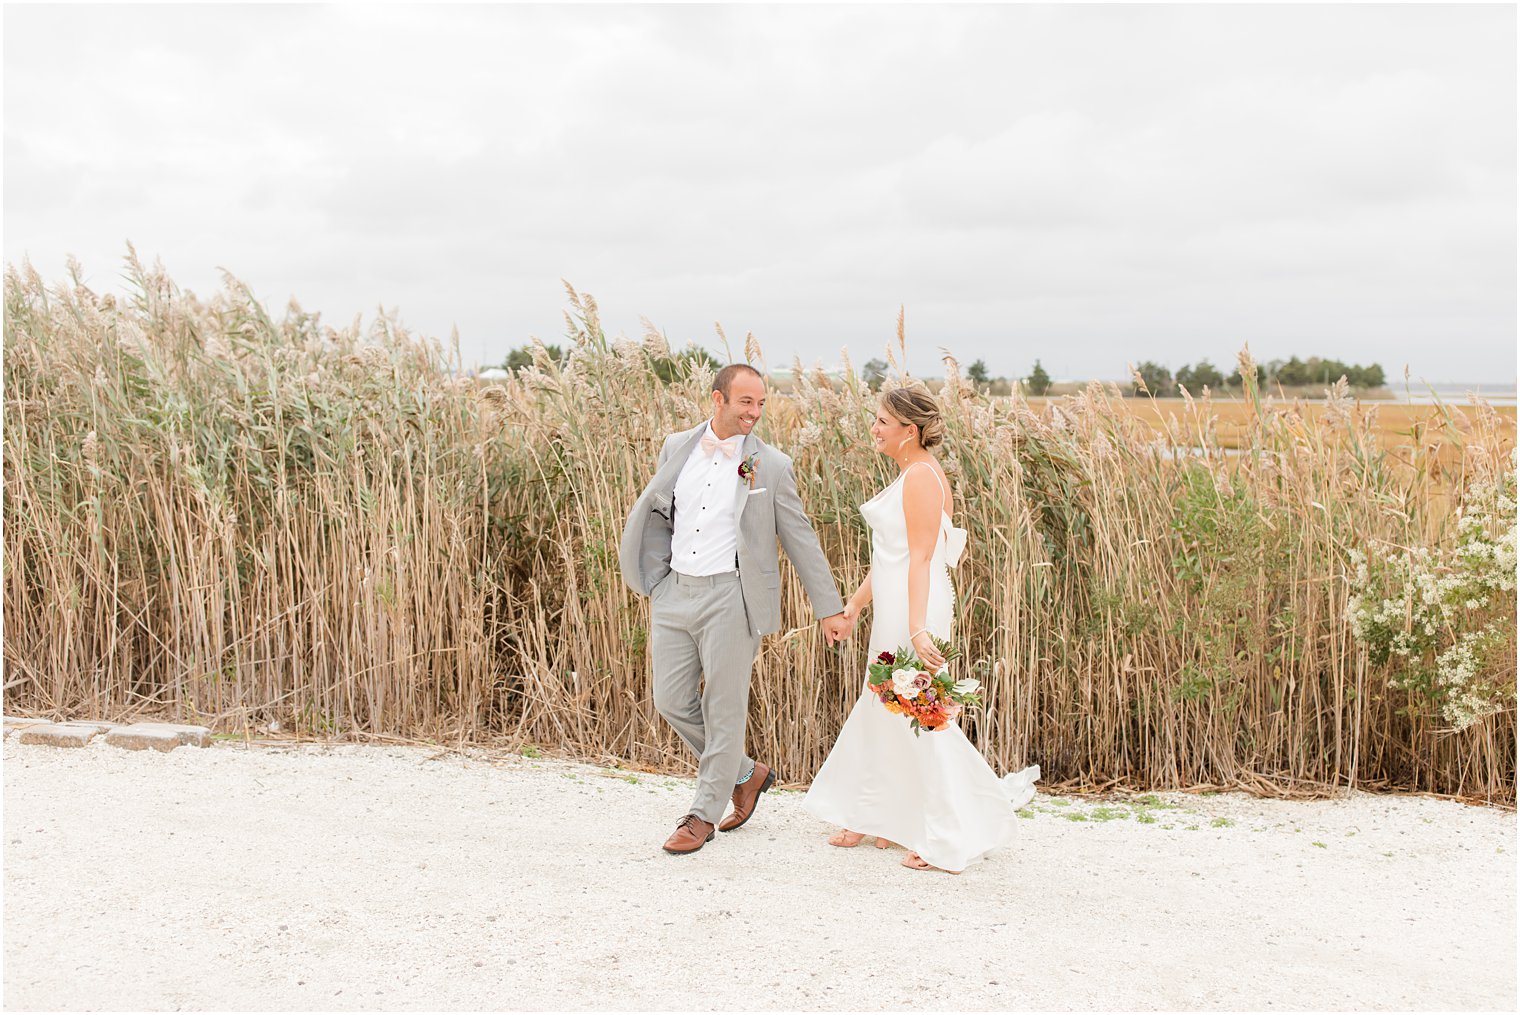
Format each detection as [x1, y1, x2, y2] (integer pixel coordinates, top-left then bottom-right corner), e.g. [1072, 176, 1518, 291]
[732, 433, 760, 528]
[651, 423, 707, 500]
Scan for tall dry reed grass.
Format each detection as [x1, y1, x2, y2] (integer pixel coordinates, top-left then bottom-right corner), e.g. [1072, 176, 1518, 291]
[4, 258, 1514, 802]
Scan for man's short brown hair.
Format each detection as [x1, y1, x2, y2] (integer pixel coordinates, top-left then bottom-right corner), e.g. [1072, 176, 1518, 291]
[713, 363, 765, 400]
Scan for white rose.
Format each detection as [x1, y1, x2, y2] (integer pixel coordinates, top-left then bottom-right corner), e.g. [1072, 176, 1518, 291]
[891, 666, 923, 698]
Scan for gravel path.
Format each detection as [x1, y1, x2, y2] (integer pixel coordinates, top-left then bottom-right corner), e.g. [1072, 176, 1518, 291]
[4, 736, 1514, 1011]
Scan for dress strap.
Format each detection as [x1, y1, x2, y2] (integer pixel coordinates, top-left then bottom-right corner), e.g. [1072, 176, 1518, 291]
[904, 460, 950, 516]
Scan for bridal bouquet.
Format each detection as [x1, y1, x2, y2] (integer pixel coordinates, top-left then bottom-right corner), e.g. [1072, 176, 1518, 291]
[867, 639, 983, 736]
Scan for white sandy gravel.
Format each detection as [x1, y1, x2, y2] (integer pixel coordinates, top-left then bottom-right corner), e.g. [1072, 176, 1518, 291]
[3, 736, 1515, 1012]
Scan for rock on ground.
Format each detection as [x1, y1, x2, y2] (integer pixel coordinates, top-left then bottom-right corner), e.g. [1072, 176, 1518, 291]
[16, 724, 101, 748]
[103, 723, 211, 752]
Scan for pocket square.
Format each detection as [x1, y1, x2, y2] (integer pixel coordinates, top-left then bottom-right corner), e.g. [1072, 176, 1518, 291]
[747, 487, 768, 495]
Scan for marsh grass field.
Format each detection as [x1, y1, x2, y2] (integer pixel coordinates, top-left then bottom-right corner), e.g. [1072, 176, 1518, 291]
[3, 258, 1515, 804]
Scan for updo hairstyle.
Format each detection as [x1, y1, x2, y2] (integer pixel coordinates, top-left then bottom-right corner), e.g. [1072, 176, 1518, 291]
[880, 385, 946, 450]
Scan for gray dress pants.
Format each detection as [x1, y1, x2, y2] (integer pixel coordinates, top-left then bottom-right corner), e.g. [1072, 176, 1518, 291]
[649, 570, 761, 825]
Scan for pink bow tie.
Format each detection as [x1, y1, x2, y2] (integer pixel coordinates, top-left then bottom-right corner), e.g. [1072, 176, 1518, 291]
[701, 434, 739, 458]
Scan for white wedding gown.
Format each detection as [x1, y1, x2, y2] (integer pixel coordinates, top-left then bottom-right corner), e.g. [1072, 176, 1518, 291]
[803, 462, 1039, 872]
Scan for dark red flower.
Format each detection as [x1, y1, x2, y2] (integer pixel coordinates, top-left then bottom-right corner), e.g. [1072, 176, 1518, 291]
[877, 651, 895, 664]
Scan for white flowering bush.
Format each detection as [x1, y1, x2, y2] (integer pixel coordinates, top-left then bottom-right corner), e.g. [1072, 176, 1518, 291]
[1347, 467, 1517, 728]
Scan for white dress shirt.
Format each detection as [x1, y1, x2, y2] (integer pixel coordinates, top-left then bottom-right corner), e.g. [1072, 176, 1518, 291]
[672, 422, 744, 576]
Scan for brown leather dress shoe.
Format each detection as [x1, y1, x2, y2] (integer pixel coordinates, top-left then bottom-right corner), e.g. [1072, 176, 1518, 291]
[717, 762, 777, 832]
[662, 814, 716, 854]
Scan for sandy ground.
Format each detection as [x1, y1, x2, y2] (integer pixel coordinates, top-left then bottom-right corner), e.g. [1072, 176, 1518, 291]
[3, 736, 1515, 1012]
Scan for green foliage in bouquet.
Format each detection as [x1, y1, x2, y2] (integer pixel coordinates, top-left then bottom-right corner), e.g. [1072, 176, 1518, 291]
[866, 637, 983, 735]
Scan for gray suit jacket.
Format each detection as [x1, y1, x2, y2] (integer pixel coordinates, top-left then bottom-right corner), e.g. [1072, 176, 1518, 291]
[619, 423, 844, 636]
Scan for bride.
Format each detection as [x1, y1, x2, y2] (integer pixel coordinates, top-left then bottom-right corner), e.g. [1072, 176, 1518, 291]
[803, 385, 1039, 873]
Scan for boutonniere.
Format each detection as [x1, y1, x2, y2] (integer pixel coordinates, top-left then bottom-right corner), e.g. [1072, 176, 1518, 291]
[738, 452, 759, 489]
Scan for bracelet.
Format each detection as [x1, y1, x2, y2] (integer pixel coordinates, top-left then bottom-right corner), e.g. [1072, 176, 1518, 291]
[910, 628, 930, 641]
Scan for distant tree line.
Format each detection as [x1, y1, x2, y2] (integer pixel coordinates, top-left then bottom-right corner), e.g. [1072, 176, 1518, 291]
[1268, 356, 1386, 389]
[1131, 356, 1386, 397]
[864, 357, 1052, 396]
[497, 344, 1383, 401]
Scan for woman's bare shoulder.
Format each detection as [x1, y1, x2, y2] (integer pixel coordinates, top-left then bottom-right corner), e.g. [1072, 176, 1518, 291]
[904, 459, 950, 494]
[902, 461, 950, 514]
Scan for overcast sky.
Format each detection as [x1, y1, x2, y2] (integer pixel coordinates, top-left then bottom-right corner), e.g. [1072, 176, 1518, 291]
[5, 3, 1514, 383]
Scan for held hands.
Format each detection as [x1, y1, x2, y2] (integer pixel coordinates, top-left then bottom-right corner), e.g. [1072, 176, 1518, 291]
[841, 600, 863, 634]
[828, 599, 867, 644]
[911, 630, 946, 670]
[820, 613, 853, 645]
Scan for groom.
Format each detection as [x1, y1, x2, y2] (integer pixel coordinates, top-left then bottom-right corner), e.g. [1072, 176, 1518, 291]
[620, 364, 849, 854]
